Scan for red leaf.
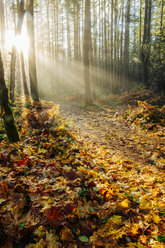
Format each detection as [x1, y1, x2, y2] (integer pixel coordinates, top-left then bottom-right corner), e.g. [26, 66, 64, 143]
[16, 159, 27, 166]
[42, 129, 49, 135]
[46, 207, 62, 222]
[66, 170, 78, 180]
[63, 203, 75, 215]
[88, 181, 96, 188]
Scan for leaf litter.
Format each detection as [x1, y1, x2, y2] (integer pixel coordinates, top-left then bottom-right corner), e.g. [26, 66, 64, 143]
[0, 99, 164, 248]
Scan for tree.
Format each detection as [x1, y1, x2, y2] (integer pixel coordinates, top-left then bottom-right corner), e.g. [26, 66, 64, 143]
[83, 0, 93, 105]
[21, 51, 30, 99]
[65, 2, 71, 60]
[73, 0, 79, 61]
[0, 0, 5, 50]
[141, 0, 152, 88]
[124, 0, 131, 90]
[0, 51, 20, 143]
[160, 0, 164, 32]
[110, 0, 114, 89]
[10, 0, 25, 103]
[27, 0, 39, 101]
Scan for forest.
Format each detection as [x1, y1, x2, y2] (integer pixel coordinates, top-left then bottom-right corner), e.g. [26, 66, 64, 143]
[0, 0, 165, 247]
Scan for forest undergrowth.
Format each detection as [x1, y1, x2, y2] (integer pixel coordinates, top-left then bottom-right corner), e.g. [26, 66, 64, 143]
[0, 96, 165, 248]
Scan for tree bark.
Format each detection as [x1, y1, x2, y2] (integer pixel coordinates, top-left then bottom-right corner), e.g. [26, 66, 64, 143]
[83, 0, 92, 105]
[120, 0, 124, 88]
[141, 0, 152, 88]
[124, 0, 131, 90]
[20, 51, 29, 98]
[27, 0, 39, 101]
[160, 0, 164, 32]
[0, 51, 20, 143]
[0, 0, 5, 50]
[114, 0, 118, 88]
[10, 0, 25, 103]
[110, 0, 114, 88]
[66, 5, 71, 60]
[74, 0, 78, 61]
[139, 0, 142, 81]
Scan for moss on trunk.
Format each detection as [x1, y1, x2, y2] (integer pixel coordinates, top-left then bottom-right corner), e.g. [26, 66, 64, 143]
[0, 51, 20, 143]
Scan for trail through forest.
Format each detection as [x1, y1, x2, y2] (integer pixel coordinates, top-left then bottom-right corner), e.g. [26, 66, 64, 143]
[58, 101, 164, 167]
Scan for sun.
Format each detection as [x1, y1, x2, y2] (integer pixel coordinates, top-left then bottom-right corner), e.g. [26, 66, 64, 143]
[5, 26, 29, 59]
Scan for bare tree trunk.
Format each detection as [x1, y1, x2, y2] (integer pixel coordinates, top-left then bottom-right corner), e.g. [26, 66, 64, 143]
[66, 6, 71, 60]
[139, 0, 142, 81]
[114, 0, 118, 88]
[0, 51, 19, 143]
[104, 0, 107, 78]
[83, 0, 92, 105]
[55, 0, 59, 59]
[124, 0, 131, 90]
[99, 0, 101, 87]
[77, 3, 81, 60]
[74, 1, 78, 61]
[46, 1, 51, 90]
[110, 0, 114, 89]
[141, 0, 152, 88]
[10, 46, 17, 102]
[20, 51, 29, 98]
[120, 0, 124, 88]
[132, 0, 136, 76]
[10, 0, 25, 103]
[0, 0, 5, 50]
[92, 0, 97, 99]
[27, 0, 39, 101]
[160, 0, 164, 32]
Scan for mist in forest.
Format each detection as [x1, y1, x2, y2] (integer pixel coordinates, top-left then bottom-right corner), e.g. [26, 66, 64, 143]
[0, 0, 164, 105]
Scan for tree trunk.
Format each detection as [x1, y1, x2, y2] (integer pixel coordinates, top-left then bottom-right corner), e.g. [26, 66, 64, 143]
[160, 0, 164, 32]
[0, 51, 19, 143]
[124, 0, 131, 90]
[74, 1, 78, 61]
[141, 0, 152, 88]
[10, 46, 17, 102]
[120, 0, 124, 88]
[139, 0, 142, 81]
[20, 51, 30, 98]
[110, 0, 114, 88]
[10, 0, 25, 103]
[0, 0, 5, 50]
[114, 0, 118, 88]
[66, 6, 71, 60]
[104, 0, 107, 71]
[83, 0, 92, 105]
[27, 0, 39, 101]
[55, 0, 59, 59]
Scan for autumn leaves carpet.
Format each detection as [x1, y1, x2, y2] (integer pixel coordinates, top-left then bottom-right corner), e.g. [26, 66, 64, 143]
[0, 100, 164, 248]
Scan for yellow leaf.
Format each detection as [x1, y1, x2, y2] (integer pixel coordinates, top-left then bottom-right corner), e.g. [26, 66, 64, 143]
[152, 213, 160, 224]
[120, 199, 130, 208]
[38, 148, 47, 154]
[126, 243, 136, 248]
[137, 242, 148, 248]
[60, 228, 74, 242]
[140, 235, 147, 244]
[131, 223, 139, 235]
[108, 229, 120, 235]
[110, 215, 122, 224]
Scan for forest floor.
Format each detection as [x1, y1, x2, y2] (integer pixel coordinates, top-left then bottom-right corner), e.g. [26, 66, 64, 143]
[58, 101, 164, 166]
[0, 95, 165, 248]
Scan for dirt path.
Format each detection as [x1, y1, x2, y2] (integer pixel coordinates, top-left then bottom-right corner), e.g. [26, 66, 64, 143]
[57, 101, 164, 168]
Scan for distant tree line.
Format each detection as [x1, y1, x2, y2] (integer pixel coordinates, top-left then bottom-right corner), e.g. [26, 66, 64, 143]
[1, 0, 165, 101]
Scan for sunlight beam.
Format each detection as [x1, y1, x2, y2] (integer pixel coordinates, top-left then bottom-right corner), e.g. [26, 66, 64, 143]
[5, 27, 29, 59]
